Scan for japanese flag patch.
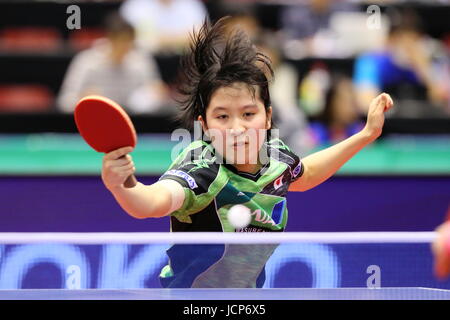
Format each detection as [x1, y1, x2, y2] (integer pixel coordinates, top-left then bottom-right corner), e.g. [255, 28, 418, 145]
[274, 175, 284, 190]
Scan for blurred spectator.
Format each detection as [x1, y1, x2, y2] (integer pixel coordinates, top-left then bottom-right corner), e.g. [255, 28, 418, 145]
[298, 62, 331, 116]
[57, 12, 168, 114]
[279, 0, 357, 58]
[353, 8, 449, 117]
[0, 27, 62, 53]
[222, 14, 260, 42]
[0, 85, 53, 112]
[309, 74, 364, 145]
[120, 0, 208, 53]
[260, 37, 315, 156]
[68, 28, 107, 52]
[206, 0, 257, 28]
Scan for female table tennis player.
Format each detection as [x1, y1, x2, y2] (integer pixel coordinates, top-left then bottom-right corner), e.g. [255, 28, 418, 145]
[101, 17, 393, 288]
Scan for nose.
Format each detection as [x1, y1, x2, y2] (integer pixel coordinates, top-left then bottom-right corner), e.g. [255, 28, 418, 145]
[229, 119, 246, 136]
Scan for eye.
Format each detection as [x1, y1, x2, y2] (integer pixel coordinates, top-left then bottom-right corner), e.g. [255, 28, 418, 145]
[217, 115, 228, 120]
[244, 112, 255, 118]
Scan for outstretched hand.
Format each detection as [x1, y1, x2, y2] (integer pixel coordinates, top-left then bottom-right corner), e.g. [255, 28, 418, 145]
[363, 93, 394, 141]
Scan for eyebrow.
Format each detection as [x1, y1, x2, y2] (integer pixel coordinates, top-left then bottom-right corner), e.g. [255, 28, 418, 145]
[210, 104, 258, 113]
[210, 106, 228, 113]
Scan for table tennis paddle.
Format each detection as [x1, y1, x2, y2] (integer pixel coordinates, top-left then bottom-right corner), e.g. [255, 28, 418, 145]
[74, 95, 137, 188]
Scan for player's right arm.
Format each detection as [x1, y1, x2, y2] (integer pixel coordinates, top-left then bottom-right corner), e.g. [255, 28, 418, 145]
[102, 146, 185, 219]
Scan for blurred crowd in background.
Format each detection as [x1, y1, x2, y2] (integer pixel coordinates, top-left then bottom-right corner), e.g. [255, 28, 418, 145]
[0, 0, 449, 155]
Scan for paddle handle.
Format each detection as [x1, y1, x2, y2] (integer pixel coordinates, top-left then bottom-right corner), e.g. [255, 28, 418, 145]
[124, 174, 137, 188]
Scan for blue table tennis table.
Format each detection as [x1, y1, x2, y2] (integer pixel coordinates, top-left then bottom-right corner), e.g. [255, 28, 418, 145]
[1, 288, 450, 300]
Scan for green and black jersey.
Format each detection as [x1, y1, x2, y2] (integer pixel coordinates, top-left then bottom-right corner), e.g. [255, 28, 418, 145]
[158, 138, 303, 288]
[159, 138, 304, 233]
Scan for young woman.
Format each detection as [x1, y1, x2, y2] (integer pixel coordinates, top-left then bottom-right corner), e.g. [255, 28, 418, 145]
[101, 17, 393, 288]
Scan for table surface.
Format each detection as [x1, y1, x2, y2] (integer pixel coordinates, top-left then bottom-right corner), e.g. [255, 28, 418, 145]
[1, 287, 450, 300]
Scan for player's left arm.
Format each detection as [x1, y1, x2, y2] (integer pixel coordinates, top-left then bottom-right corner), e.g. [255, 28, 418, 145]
[289, 93, 393, 192]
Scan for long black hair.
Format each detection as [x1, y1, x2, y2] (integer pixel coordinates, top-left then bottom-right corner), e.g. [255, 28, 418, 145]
[175, 16, 274, 130]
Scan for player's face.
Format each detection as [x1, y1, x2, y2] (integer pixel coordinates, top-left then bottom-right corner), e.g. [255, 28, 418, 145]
[199, 82, 272, 170]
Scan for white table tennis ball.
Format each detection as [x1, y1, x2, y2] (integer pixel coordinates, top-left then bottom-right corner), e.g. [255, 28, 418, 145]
[227, 204, 252, 229]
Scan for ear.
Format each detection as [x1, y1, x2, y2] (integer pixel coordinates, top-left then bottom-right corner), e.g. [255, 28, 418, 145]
[197, 115, 211, 141]
[266, 106, 272, 130]
[197, 115, 207, 132]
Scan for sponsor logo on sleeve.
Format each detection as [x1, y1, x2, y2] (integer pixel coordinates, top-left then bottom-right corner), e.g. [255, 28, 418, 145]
[164, 170, 198, 189]
[292, 163, 302, 178]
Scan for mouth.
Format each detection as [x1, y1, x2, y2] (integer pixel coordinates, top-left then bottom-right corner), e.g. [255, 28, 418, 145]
[232, 141, 248, 147]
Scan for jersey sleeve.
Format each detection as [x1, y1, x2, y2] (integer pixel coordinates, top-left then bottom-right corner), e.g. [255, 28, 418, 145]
[158, 141, 221, 223]
[269, 138, 304, 184]
[289, 154, 304, 184]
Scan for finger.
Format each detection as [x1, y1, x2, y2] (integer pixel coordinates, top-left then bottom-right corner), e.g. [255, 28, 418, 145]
[104, 158, 132, 168]
[380, 93, 388, 106]
[124, 166, 136, 176]
[381, 93, 393, 111]
[123, 162, 135, 171]
[117, 155, 133, 165]
[105, 163, 134, 174]
[118, 154, 133, 161]
[372, 95, 385, 115]
[118, 167, 136, 180]
[114, 162, 135, 173]
[380, 93, 391, 109]
[371, 94, 385, 109]
[105, 146, 134, 161]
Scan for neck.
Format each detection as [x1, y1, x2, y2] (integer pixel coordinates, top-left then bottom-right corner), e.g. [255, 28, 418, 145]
[233, 162, 262, 174]
[110, 51, 125, 65]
